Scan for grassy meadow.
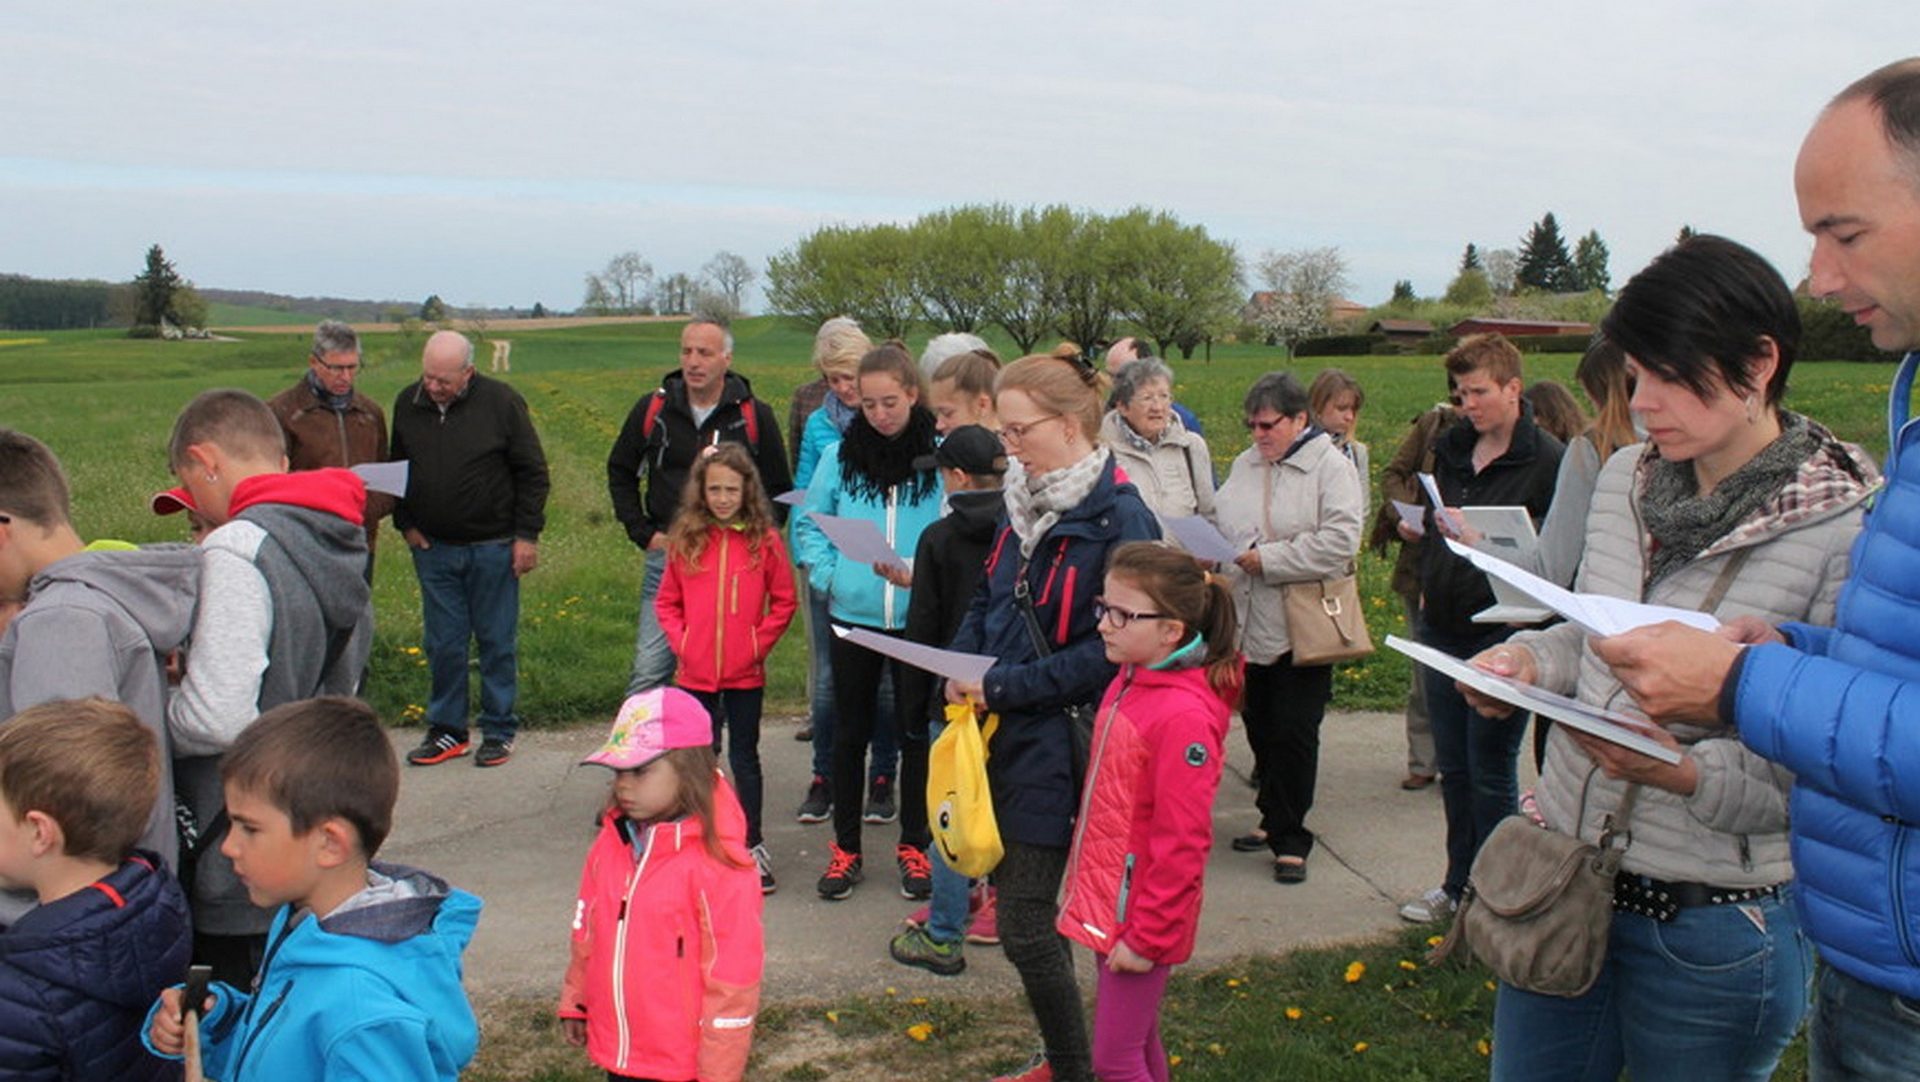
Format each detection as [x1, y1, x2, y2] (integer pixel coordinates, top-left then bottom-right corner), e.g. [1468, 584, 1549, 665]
[0, 319, 1900, 728]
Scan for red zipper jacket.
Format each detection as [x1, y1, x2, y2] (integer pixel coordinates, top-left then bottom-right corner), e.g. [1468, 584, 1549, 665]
[558, 772, 763, 1082]
[656, 526, 798, 691]
[1057, 662, 1233, 965]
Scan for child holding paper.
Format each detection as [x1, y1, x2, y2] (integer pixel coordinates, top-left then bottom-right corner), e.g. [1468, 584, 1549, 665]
[792, 341, 943, 901]
[656, 444, 796, 893]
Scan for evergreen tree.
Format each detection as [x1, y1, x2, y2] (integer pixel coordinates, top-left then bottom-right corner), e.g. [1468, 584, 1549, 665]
[1573, 230, 1611, 294]
[1390, 279, 1417, 305]
[132, 244, 181, 328]
[420, 294, 448, 322]
[1459, 242, 1482, 273]
[1516, 213, 1578, 292]
[530, 302, 548, 319]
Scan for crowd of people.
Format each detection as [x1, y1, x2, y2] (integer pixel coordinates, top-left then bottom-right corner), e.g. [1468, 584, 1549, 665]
[3, 55, 1920, 1082]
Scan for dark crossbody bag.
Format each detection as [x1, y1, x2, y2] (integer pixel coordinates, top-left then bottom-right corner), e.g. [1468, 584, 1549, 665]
[1012, 557, 1096, 796]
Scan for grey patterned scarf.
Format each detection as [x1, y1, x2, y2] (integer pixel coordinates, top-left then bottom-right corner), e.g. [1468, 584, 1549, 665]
[1002, 449, 1108, 557]
[1640, 411, 1817, 588]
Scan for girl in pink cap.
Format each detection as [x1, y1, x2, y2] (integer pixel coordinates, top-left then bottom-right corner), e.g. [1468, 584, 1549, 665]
[559, 687, 764, 1082]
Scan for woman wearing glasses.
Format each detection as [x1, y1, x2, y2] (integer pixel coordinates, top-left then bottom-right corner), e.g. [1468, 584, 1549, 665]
[1213, 372, 1366, 884]
[944, 344, 1160, 1082]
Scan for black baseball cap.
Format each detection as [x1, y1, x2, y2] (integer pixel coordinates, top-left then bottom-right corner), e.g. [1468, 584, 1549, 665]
[913, 425, 1007, 475]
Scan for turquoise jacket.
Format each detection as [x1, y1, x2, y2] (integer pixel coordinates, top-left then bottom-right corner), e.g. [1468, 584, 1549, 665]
[793, 441, 943, 630]
[144, 865, 481, 1081]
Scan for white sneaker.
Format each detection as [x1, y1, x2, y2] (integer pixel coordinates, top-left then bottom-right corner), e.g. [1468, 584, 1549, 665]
[1399, 886, 1457, 923]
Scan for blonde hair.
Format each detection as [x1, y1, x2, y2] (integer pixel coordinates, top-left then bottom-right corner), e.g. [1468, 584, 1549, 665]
[813, 317, 871, 379]
[650, 747, 748, 868]
[996, 344, 1107, 444]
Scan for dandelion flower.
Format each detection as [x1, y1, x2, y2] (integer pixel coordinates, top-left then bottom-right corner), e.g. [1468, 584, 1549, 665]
[1344, 961, 1366, 983]
[1478, 1039, 1492, 1057]
[1353, 1042, 1370, 1053]
[1398, 959, 1418, 971]
[1426, 934, 1444, 947]
[1207, 1043, 1225, 1056]
[1284, 1007, 1302, 1020]
[906, 1023, 934, 1042]
[825, 1010, 840, 1024]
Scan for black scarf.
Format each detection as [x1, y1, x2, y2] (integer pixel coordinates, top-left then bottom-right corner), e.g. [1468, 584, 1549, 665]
[836, 406, 939, 503]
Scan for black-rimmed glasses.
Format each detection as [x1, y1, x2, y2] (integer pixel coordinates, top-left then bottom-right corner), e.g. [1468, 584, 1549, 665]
[1093, 597, 1169, 628]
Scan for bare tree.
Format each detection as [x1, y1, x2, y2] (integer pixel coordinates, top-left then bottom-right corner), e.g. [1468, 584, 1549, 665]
[700, 251, 755, 314]
[1483, 248, 1519, 296]
[1251, 246, 1350, 355]
[582, 251, 653, 313]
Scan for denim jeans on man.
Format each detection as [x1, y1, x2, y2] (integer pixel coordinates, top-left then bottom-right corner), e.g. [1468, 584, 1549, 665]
[413, 538, 520, 740]
[1810, 963, 1920, 1080]
[624, 546, 677, 697]
[1492, 887, 1811, 1081]
[1419, 621, 1528, 899]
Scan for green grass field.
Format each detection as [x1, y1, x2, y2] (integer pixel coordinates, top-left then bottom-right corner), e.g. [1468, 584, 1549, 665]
[0, 318, 1899, 728]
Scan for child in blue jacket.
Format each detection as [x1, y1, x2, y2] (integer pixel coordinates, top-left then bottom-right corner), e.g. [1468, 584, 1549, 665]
[144, 697, 481, 1081]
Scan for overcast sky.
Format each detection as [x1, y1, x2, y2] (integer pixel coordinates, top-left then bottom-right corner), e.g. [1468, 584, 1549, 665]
[2, 3, 1912, 313]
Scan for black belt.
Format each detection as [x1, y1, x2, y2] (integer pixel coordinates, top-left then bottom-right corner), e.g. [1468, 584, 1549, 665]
[1613, 873, 1783, 923]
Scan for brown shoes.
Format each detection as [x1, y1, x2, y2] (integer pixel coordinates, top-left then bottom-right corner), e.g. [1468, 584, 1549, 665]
[1400, 772, 1437, 791]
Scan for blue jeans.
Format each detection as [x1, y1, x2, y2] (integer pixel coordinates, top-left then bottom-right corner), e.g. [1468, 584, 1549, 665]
[687, 687, 764, 848]
[1811, 962, 1920, 1080]
[805, 586, 896, 781]
[1420, 621, 1528, 897]
[412, 539, 520, 741]
[925, 718, 973, 944]
[625, 546, 676, 697]
[1493, 888, 1812, 1081]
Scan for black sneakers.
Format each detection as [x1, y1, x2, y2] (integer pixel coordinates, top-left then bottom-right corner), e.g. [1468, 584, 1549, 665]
[475, 737, 514, 768]
[817, 844, 863, 900]
[864, 775, 897, 824]
[796, 776, 832, 823]
[896, 844, 932, 900]
[407, 729, 470, 766]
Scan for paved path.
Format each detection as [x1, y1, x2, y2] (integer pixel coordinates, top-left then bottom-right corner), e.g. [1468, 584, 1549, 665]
[382, 709, 1525, 1004]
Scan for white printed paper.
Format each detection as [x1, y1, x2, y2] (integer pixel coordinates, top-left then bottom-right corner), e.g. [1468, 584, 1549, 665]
[351, 461, 410, 497]
[1386, 635, 1683, 764]
[1417, 471, 1447, 513]
[1391, 499, 1426, 538]
[833, 625, 998, 685]
[1442, 537, 1719, 637]
[1161, 515, 1245, 563]
[808, 512, 908, 571]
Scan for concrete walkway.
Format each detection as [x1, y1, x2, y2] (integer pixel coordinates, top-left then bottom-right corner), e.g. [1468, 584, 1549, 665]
[381, 709, 1520, 1004]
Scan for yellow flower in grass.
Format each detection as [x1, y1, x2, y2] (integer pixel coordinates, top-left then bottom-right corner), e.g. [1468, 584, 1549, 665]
[1478, 1039, 1492, 1057]
[1344, 961, 1366, 983]
[1353, 1042, 1370, 1054]
[1284, 1007, 1303, 1021]
[1426, 934, 1444, 947]
[825, 1010, 840, 1024]
[1207, 1043, 1226, 1056]
[1169, 1055, 1183, 1067]
[906, 1023, 934, 1042]
[1398, 959, 1418, 971]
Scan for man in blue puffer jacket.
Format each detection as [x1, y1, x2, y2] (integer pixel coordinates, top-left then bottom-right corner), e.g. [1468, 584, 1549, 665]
[1594, 58, 1920, 1079]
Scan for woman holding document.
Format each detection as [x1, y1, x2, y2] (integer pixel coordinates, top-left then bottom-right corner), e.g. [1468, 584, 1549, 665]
[1462, 235, 1877, 1081]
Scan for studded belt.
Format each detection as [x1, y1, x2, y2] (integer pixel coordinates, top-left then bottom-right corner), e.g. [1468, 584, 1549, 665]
[1613, 873, 1783, 923]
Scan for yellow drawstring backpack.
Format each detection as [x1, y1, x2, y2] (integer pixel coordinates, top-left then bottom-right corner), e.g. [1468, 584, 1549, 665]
[926, 702, 1003, 878]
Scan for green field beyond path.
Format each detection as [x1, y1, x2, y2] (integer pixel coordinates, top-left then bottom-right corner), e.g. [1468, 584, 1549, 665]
[0, 319, 1899, 726]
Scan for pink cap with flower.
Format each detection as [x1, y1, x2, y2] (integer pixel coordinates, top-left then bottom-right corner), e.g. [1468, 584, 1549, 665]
[582, 688, 713, 770]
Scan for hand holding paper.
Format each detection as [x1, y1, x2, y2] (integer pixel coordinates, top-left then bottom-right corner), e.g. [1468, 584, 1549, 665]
[1442, 537, 1718, 637]
[834, 625, 997, 686]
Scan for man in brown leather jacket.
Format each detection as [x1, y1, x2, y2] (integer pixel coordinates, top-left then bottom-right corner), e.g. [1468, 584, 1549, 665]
[266, 320, 394, 573]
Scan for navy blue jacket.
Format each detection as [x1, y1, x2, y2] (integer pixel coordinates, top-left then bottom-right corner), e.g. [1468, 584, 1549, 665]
[1735, 350, 1920, 998]
[950, 454, 1161, 847]
[0, 853, 191, 1082]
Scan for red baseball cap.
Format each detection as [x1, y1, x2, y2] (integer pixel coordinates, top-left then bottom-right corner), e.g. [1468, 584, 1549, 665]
[150, 487, 199, 516]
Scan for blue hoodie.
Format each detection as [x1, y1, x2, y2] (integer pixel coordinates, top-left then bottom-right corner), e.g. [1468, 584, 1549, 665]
[143, 864, 481, 1082]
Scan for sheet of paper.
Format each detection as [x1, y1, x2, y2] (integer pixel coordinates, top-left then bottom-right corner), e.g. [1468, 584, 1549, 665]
[833, 625, 998, 685]
[1441, 537, 1719, 637]
[808, 512, 908, 570]
[773, 489, 807, 507]
[1161, 515, 1244, 563]
[351, 461, 409, 497]
[1391, 499, 1426, 538]
[1417, 471, 1447, 512]
[1386, 635, 1683, 764]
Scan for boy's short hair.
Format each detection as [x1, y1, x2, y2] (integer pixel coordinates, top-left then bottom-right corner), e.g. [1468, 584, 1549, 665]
[222, 696, 398, 858]
[0, 699, 157, 863]
[167, 389, 287, 470]
[0, 428, 73, 528]
[1444, 333, 1525, 386]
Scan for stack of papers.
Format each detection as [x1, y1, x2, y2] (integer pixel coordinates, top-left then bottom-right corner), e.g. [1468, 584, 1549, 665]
[1386, 635, 1682, 764]
[1442, 538, 1719, 637]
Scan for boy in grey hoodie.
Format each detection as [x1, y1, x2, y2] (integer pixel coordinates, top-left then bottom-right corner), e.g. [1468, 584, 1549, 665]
[0, 428, 200, 927]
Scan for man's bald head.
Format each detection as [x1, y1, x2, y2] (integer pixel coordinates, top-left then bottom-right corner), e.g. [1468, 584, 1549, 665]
[421, 331, 476, 405]
[1104, 337, 1142, 375]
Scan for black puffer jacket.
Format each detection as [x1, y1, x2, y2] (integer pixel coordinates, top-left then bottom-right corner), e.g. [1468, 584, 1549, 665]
[0, 853, 192, 1081]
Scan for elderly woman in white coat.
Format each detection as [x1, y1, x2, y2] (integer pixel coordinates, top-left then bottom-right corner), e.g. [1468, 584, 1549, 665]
[1100, 356, 1215, 522]
[1215, 371, 1364, 883]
